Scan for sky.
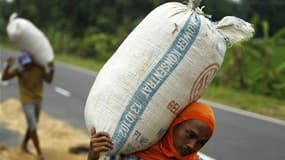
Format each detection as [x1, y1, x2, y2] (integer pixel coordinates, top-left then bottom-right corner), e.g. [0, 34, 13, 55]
[229, 0, 240, 3]
[0, 0, 13, 3]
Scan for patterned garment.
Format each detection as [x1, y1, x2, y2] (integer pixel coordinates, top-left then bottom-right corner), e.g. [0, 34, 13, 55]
[104, 155, 143, 160]
[104, 155, 203, 160]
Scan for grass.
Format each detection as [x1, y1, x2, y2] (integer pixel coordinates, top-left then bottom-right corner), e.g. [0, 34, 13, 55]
[1, 43, 285, 121]
[55, 53, 105, 72]
[202, 85, 285, 120]
[54, 53, 285, 121]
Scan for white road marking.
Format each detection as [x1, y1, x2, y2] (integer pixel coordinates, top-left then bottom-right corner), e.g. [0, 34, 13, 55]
[59, 59, 285, 159]
[201, 99, 285, 127]
[54, 86, 71, 97]
[199, 152, 216, 160]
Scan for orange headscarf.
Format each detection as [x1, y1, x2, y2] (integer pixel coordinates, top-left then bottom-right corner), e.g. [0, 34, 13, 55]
[135, 102, 216, 160]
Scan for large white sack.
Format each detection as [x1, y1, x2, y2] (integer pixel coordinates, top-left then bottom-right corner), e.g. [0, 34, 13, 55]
[6, 13, 54, 66]
[85, 1, 254, 155]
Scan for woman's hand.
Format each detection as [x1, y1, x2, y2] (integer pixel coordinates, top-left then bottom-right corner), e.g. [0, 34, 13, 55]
[7, 57, 15, 66]
[88, 127, 114, 160]
[47, 61, 54, 69]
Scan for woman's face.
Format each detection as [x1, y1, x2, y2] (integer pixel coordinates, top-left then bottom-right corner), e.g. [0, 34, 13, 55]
[173, 119, 212, 156]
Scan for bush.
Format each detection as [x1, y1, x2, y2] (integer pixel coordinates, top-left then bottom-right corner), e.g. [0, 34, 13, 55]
[213, 39, 285, 99]
[80, 33, 119, 61]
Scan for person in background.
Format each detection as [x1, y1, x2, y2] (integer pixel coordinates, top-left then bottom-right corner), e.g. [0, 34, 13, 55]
[2, 50, 54, 160]
[88, 101, 216, 160]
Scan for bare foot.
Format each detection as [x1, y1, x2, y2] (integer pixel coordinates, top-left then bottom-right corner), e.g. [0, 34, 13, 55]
[38, 154, 45, 160]
[21, 145, 32, 154]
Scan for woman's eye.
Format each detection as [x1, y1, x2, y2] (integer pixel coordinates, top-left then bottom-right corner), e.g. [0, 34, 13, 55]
[189, 134, 195, 139]
[199, 140, 207, 146]
[186, 130, 195, 139]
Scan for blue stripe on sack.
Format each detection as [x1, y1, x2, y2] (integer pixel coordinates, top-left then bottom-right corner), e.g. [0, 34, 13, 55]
[110, 12, 201, 155]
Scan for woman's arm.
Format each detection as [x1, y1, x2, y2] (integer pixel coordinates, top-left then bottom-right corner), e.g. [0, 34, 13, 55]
[2, 57, 18, 80]
[88, 128, 114, 160]
[43, 61, 54, 83]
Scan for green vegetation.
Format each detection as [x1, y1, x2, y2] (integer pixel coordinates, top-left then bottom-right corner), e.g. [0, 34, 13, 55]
[212, 20, 285, 99]
[55, 53, 105, 72]
[1, 0, 284, 120]
[51, 52, 285, 121]
[1, 0, 285, 58]
[202, 85, 285, 121]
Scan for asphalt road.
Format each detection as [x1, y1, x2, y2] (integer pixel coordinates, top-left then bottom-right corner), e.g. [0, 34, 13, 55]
[1, 49, 285, 160]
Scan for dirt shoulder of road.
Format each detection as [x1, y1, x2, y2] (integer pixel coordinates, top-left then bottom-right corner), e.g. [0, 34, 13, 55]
[0, 98, 89, 160]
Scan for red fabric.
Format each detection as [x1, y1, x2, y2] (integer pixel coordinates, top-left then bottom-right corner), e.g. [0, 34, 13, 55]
[135, 102, 216, 160]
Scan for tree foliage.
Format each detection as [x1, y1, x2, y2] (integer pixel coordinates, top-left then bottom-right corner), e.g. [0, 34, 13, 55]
[214, 19, 285, 98]
[0, 0, 285, 98]
[1, 0, 284, 37]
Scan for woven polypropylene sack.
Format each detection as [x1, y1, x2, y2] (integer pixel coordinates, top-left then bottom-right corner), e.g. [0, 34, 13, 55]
[85, 2, 253, 155]
[6, 14, 54, 66]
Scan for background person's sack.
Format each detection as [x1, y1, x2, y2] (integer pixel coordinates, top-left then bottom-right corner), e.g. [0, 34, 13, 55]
[85, 1, 254, 155]
[6, 13, 54, 67]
